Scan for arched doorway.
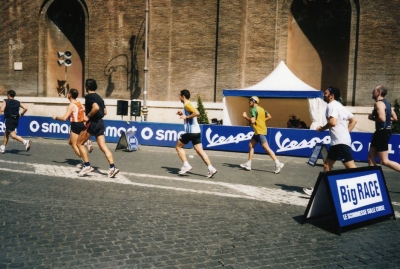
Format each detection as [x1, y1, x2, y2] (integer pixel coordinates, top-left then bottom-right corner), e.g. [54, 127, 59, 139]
[39, 0, 88, 97]
[287, 0, 352, 102]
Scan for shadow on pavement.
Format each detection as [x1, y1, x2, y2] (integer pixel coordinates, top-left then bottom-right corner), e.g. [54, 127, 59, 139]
[222, 162, 275, 173]
[52, 158, 81, 166]
[275, 183, 307, 194]
[162, 166, 205, 177]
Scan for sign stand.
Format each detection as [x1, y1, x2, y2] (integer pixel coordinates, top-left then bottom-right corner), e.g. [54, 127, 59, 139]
[302, 166, 395, 235]
[307, 143, 328, 166]
[115, 131, 140, 152]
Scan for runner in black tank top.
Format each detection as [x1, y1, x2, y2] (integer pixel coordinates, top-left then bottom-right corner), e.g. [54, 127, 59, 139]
[0, 90, 31, 154]
[368, 85, 400, 172]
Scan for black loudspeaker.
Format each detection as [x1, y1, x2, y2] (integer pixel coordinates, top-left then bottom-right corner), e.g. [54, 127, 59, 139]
[131, 101, 141, 116]
[117, 100, 129, 116]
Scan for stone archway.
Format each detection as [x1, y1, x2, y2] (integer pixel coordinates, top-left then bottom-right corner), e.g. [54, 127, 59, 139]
[287, 0, 352, 102]
[38, 0, 88, 97]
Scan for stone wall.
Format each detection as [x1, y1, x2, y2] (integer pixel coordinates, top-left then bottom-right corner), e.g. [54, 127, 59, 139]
[0, 0, 399, 108]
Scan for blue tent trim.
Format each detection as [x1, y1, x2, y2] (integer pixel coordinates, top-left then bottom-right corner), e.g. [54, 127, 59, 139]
[223, 89, 323, 99]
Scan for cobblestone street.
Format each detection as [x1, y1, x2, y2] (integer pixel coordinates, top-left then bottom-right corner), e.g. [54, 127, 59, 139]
[1, 138, 400, 268]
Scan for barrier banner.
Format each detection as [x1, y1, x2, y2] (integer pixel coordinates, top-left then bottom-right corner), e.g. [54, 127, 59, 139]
[202, 125, 255, 153]
[303, 166, 395, 235]
[20, 116, 71, 139]
[135, 122, 187, 147]
[1, 116, 400, 163]
[268, 128, 329, 157]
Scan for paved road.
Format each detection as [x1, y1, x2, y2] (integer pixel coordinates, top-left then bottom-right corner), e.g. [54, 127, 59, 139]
[1, 138, 400, 269]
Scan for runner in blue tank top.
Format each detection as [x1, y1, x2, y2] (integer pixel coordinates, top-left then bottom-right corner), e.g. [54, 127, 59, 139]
[368, 85, 400, 172]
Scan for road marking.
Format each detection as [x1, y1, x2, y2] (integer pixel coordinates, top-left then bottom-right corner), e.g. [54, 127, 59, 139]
[0, 160, 309, 206]
[0, 159, 399, 218]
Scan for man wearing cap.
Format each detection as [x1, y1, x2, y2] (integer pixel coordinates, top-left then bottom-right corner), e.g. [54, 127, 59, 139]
[240, 96, 284, 173]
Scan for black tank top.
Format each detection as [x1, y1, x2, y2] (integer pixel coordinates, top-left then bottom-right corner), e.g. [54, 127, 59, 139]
[4, 99, 20, 119]
[373, 99, 391, 130]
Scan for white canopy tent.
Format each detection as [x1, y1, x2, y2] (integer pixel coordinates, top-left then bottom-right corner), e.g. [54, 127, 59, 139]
[222, 61, 327, 129]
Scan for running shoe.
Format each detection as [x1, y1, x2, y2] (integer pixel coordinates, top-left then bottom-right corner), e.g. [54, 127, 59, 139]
[108, 167, 120, 178]
[274, 162, 284, 174]
[25, 140, 32, 151]
[0, 145, 5, 154]
[303, 187, 314, 196]
[240, 162, 251, 171]
[78, 166, 94, 177]
[85, 140, 94, 153]
[178, 164, 192, 175]
[76, 162, 84, 169]
[206, 167, 218, 178]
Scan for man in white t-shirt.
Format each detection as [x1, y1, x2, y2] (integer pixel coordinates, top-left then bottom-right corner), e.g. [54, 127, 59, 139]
[303, 87, 357, 196]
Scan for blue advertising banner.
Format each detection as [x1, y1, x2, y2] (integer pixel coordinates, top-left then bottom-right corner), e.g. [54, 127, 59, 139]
[327, 166, 394, 227]
[201, 125, 255, 153]
[1, 116, 400, 163]
[134, 122, 186, 147]
[201, 125, 400, 163]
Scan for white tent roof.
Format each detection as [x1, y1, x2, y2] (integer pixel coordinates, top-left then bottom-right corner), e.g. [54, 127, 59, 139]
[222, 61, 326, 128]
[245, 61, 318, 91]
[223, 61, 322, 98]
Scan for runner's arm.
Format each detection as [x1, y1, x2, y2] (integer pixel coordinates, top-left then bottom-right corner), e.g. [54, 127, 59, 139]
[348, 117, 357, 132]
[19, 102, 28, 117]
[391, 108, 398, 122]
[0, 100, 6, 113]
[265, 111, 272, 122]
[375, 101, 386, 122]
[52, 104, 74, 121]
[84, 102, 100, 122]
[317, 116, 336, 132]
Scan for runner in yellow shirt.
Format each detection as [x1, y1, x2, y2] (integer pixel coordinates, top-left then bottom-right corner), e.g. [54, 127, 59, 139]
[240, 96, 284, 173]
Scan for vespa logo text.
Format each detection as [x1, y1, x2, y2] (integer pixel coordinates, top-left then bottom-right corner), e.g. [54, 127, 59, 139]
[205, 128, 253, 147]
[275, 131, 330, 152]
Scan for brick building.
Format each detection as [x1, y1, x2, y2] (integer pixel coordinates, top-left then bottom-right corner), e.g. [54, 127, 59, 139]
[1, 0, 399, 106]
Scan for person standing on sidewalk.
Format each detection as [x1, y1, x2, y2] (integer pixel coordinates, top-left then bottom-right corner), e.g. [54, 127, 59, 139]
[175, 89, 217, 178]
[52, 88, 93, 167]
[76, 79, 119, 178]
[367, 85, 400, 172]
[0, 90, 31, 154]
[240, 96, 284, 173]
[303, 87, 357, 196]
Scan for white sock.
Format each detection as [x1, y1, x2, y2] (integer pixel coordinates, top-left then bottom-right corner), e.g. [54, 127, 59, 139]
[247, 161, 251, 165]
[183, 161, 190, 166]
[275, 160, 280, 165]
[207, 165, 213, 170]
[23, 140, 28, 145]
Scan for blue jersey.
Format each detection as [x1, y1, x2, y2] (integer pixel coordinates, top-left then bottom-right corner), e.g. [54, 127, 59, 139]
[183, 101, 200, 133]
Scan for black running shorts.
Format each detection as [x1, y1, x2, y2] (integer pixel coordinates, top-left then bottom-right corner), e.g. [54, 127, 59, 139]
[327, 144, 354, 163]
[5, 117, 19, 133]
[86, 119, 105, 137]
[70, 122, 86, 135]
[179, 133, 202, 145]
[370, 129, 391, 152]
